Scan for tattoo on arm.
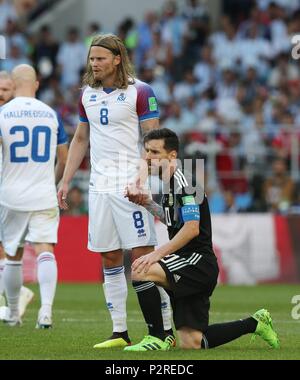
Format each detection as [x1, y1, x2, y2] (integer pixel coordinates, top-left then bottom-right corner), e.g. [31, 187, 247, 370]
[145, 200, 166, 224]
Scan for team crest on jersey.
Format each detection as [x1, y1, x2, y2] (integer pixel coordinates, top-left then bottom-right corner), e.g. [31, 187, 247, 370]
[117, 93, 126, 102]
[89, 94, 97, 102]
[169, 193, 174, 206]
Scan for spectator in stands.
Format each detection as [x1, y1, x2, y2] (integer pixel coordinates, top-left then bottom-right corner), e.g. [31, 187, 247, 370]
[0, 0, 17, 33]
[3, 18, 28, 58]
[57, 27, 87, 88]
[268, 52, 300, 89]
[13, 0, 37, 17]
[162, 101, 197, 136]
[263, 157, 296, 212]
[5, 0, 300, 215]
[135, 11, 158, 71]
[161, 0, 189, 80]
[193, 45, 215, 95]
[1, 44, 30, 72]
[32, 25, 59, 81]
[84, 22, 101, 49]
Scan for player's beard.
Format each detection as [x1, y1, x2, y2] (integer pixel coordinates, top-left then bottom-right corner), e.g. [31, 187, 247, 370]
[148, 164, 161, 178]
[93, 66, 116, 83]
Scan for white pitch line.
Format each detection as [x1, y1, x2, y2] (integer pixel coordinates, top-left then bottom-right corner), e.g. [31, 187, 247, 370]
[61, 318, 145, 323]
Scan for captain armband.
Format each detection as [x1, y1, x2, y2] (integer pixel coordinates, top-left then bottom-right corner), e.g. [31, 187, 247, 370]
[180, 205, 200, 222]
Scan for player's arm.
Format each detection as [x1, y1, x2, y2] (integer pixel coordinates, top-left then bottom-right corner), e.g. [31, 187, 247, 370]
[125, 186, 166, 223]
[135, 119, 160, 189]
[144, 199, 166, 224]
[154, 221, 199, 259]
[140, 118, 159, 135]
[132, 220, 199, 273]
[55, 143, 68, 185]
[155, 192, 201, 258]
[58, 121, 89, 209]
[136, 83, 160, 186]
[132, 200, 200, 273]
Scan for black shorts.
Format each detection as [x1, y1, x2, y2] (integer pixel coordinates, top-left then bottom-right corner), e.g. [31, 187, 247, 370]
[159, 252, 219, 332]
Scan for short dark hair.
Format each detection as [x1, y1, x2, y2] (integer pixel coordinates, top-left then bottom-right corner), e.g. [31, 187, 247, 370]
[144, 128, 179, 152]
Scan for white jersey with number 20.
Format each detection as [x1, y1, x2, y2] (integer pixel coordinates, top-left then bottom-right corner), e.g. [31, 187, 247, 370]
[0, 96, 68, 211]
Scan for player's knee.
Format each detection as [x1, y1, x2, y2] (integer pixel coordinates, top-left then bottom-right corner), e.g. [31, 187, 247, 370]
[179, 337, 202, 349]
[131, 269, 146, 282]
[102, 250, 123, 268]
[178, 329, 202, 349]
[5, 254, 21, 262]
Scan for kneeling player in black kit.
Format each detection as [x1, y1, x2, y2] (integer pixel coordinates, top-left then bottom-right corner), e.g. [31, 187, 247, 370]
[125, 128, 279, 351]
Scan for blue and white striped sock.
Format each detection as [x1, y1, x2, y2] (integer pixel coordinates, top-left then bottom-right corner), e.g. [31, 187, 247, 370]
[103, 266, 128, 333]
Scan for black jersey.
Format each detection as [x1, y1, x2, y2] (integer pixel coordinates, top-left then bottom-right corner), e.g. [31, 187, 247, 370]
[161, 167, 214, 256]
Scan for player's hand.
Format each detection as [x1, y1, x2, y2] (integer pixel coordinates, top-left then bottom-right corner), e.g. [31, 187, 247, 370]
[124, 183, 150, 206]
[132, 251, 162, 273]
[57, 183, 69, 210]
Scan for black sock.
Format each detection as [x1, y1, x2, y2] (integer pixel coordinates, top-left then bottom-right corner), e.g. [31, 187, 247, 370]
[201, 317, 258, 349]
[111, 331, 131, 343]
[132, 281, 165, 341]
[165, 328, 175, 337]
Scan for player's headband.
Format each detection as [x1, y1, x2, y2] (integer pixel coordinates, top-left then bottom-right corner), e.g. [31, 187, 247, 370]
[91, 44, 120, 56]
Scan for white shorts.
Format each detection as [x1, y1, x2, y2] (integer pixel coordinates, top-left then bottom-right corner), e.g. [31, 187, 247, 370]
[88, 192, 157, 252]
[0, 206, 59, 257]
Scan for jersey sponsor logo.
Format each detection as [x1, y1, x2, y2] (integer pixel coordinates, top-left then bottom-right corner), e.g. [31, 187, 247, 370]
[168, 193, 174, 206]
[117, 93, 126, 102]
[182, 195, 196, 205]
[89, 94, 97, 102]
[148, 97, 158, 112]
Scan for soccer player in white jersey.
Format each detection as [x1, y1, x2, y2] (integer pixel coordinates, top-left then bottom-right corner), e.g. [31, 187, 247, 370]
[0, 71, 34, 316]
[0, 65, 68, 327]
[58, 33, 174, 348]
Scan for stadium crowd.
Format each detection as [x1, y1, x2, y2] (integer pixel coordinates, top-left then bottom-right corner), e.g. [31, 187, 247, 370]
[1, 0, 300, 214]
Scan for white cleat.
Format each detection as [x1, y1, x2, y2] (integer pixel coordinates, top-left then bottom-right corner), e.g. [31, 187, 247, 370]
[4, 316, 22, 327]
[0, 307, 22, 326]
[19, 287, 34, 318]
[0, 306, 10, 320]
[36, 313, 52, 329]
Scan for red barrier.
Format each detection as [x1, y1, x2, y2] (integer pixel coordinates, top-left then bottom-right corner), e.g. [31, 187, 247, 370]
[55, 216, 102, 283]
[23, 214, 300, 283]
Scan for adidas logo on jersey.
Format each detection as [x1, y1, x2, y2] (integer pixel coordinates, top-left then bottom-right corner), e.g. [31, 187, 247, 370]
[173, 274, 181, 283]
[89, 95, 97, 102]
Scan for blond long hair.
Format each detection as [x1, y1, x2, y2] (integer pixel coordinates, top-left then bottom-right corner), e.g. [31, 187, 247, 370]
[82, 34, 135, 89]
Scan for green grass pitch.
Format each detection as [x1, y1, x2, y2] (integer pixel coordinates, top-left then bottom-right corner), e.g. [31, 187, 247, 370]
[0, 284, 299, 360]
